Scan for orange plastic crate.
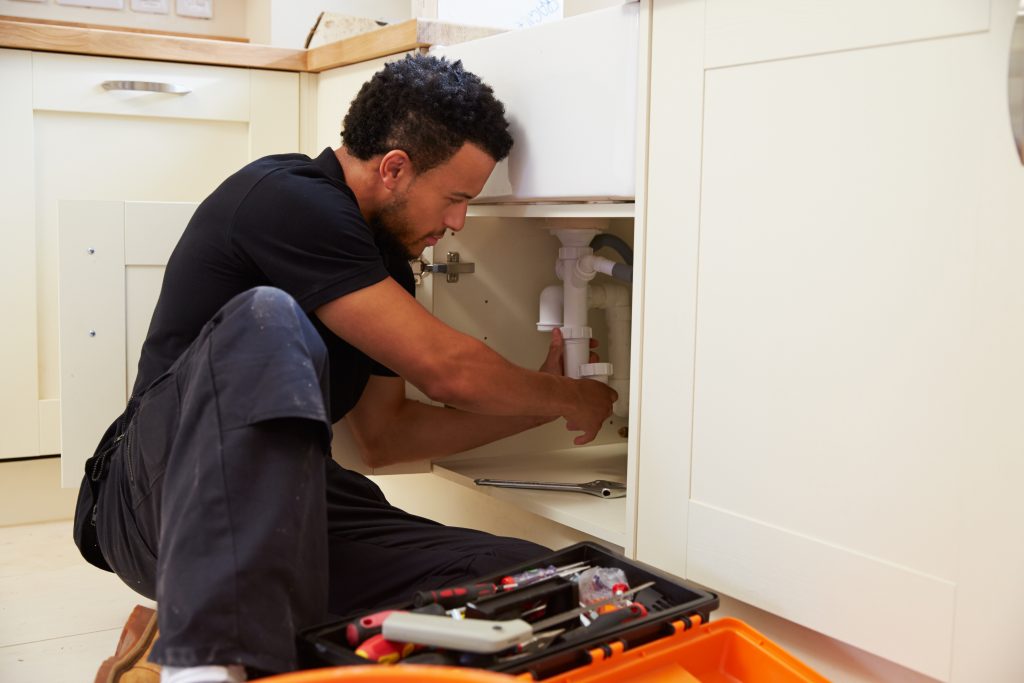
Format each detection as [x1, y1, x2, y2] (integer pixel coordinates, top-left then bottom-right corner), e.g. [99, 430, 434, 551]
[520, 617, 828, 683]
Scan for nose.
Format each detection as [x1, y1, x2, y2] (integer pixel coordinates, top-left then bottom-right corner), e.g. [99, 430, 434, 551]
[444, 204, 468, 233]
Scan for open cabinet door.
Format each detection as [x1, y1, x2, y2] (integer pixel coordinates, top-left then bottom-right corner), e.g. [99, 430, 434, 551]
[59, 201, 197, 487]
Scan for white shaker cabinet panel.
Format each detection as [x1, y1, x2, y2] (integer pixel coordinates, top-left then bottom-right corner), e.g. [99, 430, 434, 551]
[0, 49, 40, 459]
[704, 0, 989, 68]
[689, 30, 988, 681]
[20, 51, 299, 469]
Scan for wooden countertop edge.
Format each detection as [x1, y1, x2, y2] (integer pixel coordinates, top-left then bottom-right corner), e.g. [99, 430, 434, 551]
[0, 18, 447, 72]
[0, 20, 307, 71]
[305, 20, 428, 72]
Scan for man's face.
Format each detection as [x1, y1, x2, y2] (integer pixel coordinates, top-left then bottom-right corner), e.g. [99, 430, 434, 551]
[373, 143, 496, 260]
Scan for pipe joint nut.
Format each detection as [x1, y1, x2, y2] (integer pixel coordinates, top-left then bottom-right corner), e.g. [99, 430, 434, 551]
[559, 325, 593, 341]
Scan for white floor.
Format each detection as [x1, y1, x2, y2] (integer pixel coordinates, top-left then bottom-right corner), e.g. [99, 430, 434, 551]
[0, 520, 155, 683]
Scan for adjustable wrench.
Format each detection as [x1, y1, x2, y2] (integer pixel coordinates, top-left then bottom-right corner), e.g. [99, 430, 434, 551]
[474, 478, 626, 499]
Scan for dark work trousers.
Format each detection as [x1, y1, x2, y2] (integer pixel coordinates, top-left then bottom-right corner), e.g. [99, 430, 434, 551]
[86, 287, 550, 674]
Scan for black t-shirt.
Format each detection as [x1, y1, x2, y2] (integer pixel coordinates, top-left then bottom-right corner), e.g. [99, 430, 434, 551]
[134, 147, 415, 422]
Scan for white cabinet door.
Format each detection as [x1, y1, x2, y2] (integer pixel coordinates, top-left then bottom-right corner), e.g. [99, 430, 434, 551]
[640, 0, 1024, 680]
[689, 32, 982, 683]
[0, 49, 39, 460]
[21, 52, 299, 474]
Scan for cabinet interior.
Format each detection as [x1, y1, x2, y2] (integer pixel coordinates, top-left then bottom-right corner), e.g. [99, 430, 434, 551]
[424, 209, 636, 548]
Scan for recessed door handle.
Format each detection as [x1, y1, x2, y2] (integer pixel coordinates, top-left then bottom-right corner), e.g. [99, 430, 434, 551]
[1009, 6, 1024, 163]
[101, 80, 191, 95]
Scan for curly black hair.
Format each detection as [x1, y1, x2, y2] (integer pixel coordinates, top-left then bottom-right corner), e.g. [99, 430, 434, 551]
[341, 53, 513, 172]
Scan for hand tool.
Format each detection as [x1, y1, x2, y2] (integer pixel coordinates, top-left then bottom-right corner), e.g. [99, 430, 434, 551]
[381, 580, 655, 653]
[474, 478, 627, 499]
[345, 603, 446, 645]
[412, 562, 588, 610]
[500, 561, 588, 588]
[412, 582, 500, 609]
[354, 634, 418, 664]
[465, 576, 576, 622]
[554, 602, 649, 646]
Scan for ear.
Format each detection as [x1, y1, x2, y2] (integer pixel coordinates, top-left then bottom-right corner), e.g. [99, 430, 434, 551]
[378, 150, 412, 191]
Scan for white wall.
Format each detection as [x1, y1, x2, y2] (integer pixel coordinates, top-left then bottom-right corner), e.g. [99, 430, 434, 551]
[0, 0, 247, 38]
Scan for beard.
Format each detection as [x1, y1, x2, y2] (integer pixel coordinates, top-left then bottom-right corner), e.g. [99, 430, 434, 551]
[369, 196, 419, 261]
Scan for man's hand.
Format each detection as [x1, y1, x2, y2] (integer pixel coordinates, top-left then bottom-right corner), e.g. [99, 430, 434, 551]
[539, 329, 617, 444]
[539, 328, 600, 376]
[565, 379, 617, 445]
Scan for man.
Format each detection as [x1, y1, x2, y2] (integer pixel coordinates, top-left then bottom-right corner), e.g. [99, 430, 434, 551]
[73, 54, 617, 682]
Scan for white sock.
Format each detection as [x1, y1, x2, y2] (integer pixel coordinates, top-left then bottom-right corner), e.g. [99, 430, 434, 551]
[160, 664, 246, 683]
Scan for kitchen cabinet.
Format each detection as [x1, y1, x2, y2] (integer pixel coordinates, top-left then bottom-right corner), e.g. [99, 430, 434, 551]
[0, 48, 298, 465]
[301, 8, 645, 553]
[638, 0, 1024, 680]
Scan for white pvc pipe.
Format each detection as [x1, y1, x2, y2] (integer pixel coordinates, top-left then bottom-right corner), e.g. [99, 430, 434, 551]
[577, 254, 618, 279]
[590, 282, 631, 417]
[552, 229, 599, 380]
[537, 285, 563, 332]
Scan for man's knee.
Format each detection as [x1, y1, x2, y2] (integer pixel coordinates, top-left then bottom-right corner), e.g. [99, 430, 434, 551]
[194, 287, 331, 430]
[214, 287, 326, 360]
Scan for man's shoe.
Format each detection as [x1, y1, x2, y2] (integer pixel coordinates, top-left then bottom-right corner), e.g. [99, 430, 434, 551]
[95, 604, 160, 683]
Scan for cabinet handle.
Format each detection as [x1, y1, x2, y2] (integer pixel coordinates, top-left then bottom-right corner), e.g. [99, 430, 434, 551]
[1011, 7, 1024, 164]
[101, 80, 191, 95]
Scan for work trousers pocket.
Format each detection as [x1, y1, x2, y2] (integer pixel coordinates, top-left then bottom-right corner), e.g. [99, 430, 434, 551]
[128, 373, 180, 508]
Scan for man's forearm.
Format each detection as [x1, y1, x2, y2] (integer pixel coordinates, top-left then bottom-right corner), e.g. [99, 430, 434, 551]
[355, 398, 553, 468]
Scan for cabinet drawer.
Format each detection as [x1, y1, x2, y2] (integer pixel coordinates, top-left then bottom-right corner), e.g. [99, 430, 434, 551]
[32, 52, 250, 122]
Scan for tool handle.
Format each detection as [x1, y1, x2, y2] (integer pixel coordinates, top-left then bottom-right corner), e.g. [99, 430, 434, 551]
[412, 582, 498, 609]
[382, 612, 533, 654]
[345, 609, 397, 646]
[558, 603, 649, 646]
[354, 634, 417, 664]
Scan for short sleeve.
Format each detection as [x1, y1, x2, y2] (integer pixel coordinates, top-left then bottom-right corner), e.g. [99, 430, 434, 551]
[230, 169, 390, 313]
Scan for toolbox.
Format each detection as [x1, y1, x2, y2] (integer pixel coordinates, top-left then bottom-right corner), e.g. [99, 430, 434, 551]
[297, 542, 825, 682]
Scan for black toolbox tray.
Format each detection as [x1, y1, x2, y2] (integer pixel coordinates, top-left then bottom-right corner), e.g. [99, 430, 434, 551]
[298, 541, 719, 680]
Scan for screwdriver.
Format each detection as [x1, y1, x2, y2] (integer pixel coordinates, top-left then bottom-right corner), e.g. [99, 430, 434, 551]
[354, 634, 418, 664]
[556, 602, 649, 646]
[345, 603, 447, 646]
[412, 582, 501, 609]
[499, 561, 589, 589]
[412, 561, 592, 610]
[383, 581, 656, 653]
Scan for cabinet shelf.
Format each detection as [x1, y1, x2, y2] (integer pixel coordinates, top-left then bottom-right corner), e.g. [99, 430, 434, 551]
[431, 444, 628, 547]
[466, 202, 634, 219]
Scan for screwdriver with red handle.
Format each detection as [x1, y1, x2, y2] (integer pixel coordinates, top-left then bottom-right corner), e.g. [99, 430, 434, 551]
[412, 561, 590, 609]
[411, 582, 501, 609]
[345, 603, 446, 646]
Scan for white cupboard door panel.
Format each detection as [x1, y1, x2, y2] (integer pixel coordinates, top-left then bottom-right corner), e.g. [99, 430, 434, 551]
[36, 113, 249, 438]
[124, 202, 198, 266]
[33, 53, 250, 122]
[59, 201, 127, 487]
[705, 0, 989, 68]
[250, 69, 299, 159]
[0, 49, 39, 459]
[124, 202, 197, 394]
[633, 0, 706, 574]
[687, 502, 956, 682]
[691, 33, 987, 680]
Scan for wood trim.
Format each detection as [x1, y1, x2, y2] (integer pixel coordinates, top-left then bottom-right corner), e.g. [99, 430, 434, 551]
[0, 20, 306, 71]
[306, 19, 427, 72]
[0, 14, 249, 43]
